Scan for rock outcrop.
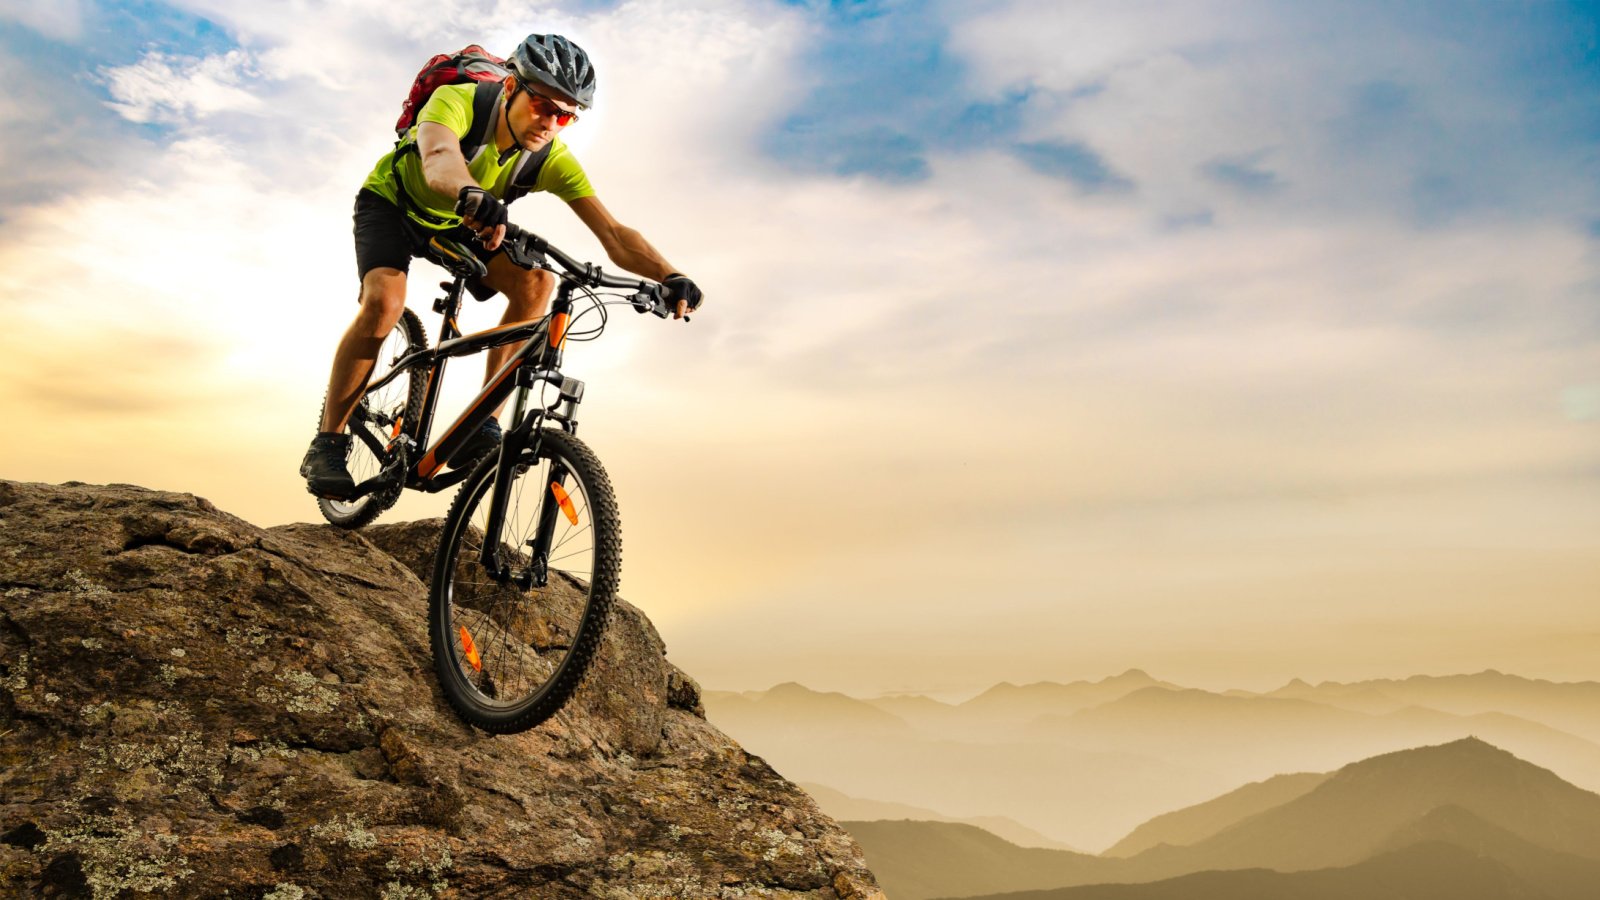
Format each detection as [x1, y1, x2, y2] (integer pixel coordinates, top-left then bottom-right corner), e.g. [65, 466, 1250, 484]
[0, 480, 882, 899]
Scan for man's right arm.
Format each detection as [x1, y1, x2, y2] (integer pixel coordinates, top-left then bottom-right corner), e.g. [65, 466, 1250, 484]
[418, 121, 476, 201]
[417, 121, 505, 250]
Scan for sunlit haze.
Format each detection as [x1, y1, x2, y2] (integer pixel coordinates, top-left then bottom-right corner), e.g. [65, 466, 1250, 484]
[3, 1, 1597, 697]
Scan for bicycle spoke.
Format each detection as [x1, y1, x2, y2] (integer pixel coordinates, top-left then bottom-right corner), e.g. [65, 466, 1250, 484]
[548, 548, 593, 566]
[431, 426, 616, 733]
[548, 520, 592, 555]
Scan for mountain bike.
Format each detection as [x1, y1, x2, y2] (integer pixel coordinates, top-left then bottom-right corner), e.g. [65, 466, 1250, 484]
[316, 224, 676, 733]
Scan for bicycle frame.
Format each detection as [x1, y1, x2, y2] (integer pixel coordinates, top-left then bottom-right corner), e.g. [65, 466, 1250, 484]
[351, 224, 665, 579]
[358, 277, 586, 490]
[354, 274, 593, 581]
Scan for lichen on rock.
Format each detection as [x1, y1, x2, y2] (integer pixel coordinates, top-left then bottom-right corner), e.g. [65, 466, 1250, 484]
[0, 480, 883, 898]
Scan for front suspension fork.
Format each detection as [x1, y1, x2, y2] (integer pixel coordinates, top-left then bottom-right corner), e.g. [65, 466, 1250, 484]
[475, 372, 571, 587]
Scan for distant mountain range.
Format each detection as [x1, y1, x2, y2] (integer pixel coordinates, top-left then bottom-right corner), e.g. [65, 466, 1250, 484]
[941, 839, 1597, 900]
[703, 707, 1214, 850]
[704, 669, 1600, 850]
[1263, 672, 1600, 744]
[705, 681, 919, 739]
[954, 670, 1182, 725]
[1129, 737, 1600, 872]
[844, 738, 1600, 900]
[1102, 771, 1329, 858]
[798, 783, 1079, 851]
[840, 821, 1111, 900]
[1034, 684, 1600, 794]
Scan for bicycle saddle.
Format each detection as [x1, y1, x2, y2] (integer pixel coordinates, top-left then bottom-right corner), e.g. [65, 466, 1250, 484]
[425, 235, 490, 281]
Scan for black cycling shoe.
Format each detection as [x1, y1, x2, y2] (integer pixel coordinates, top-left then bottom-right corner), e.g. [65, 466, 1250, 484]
[300, 432, 358, 500]
[448, 418, 502, 469]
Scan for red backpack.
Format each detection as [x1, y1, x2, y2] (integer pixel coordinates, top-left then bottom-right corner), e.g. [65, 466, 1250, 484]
[394, 45, 509, 137]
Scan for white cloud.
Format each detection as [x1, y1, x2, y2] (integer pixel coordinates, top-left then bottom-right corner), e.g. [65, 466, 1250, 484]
[945, 1, 1599, 224]
[0, 0, 84, 41]
[102, 49, 264, 124]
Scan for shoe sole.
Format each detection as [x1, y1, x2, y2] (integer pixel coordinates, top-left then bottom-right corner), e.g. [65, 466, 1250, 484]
[303, 475, 359, 502]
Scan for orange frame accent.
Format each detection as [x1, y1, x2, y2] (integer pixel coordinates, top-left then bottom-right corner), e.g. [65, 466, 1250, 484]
[415, 357, 523, 479]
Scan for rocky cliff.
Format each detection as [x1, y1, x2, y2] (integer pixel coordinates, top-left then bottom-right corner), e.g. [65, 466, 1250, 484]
[0, 480, 883, 899]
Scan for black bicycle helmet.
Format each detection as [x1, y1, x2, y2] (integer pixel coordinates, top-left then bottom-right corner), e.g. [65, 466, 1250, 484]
[507, 33, 596, 109]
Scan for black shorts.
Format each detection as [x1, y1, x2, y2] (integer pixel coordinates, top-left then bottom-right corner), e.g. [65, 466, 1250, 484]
[352, 189, 501, 300]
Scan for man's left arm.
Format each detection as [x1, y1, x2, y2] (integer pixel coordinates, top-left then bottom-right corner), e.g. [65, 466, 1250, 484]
[569, 196, 701, 319]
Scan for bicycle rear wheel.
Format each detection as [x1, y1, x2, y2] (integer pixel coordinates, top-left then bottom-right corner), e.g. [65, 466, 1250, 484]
[317, 308, 427, 529]
[429, 427, 620, 733]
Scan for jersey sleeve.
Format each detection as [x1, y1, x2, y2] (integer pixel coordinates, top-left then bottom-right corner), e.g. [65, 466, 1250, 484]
[416, 84, 473, 140]
[536, 139, 597, 203]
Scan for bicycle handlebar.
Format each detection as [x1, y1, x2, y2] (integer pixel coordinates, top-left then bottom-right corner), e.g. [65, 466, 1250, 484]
[499, 223, 673, 318]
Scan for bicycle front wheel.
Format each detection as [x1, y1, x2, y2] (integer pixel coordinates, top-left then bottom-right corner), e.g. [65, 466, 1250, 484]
[429, 427, 620, 734]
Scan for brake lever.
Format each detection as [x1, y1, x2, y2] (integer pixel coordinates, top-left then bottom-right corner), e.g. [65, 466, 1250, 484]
[628, 287, 675, 319]
[503, 230, 548, 271]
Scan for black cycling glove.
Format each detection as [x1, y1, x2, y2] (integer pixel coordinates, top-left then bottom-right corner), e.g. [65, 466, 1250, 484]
[455, 186, 508, 231]
[663, 273, 704, 313]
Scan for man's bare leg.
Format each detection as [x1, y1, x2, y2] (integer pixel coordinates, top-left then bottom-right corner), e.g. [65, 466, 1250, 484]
[319, 267, 409, 433]
[480, 254, 557, 418]
[481, 254, 558, 387]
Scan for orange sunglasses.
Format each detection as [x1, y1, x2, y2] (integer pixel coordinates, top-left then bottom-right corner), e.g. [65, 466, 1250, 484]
[522, 87, 579, 126]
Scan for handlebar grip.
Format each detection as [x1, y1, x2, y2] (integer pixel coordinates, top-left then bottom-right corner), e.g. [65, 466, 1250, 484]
[631, 288, 671, 318]
[489, 223, 668, 304]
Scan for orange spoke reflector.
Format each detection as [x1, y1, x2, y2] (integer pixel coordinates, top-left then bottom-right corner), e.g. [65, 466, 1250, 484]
[549, 312, 570, 349]
[459, 625, 482, 672]
[550, 481, 579, 526]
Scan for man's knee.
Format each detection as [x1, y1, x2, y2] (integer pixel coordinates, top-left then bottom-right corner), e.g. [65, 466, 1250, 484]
[506, 267, 556, 313]
[356, 268, 408, 331]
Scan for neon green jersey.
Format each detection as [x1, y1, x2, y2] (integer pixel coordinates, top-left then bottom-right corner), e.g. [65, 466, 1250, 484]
[361, 83, 596, 231]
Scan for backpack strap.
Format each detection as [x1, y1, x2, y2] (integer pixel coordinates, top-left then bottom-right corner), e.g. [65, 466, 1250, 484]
[503, 141, 554, 205]
[458, 80, 504, 165]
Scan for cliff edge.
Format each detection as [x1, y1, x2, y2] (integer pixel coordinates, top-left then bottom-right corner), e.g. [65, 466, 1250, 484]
[0, 480, 883, 899]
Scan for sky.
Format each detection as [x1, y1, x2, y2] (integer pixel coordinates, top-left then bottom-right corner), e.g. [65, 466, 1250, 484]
[2, 0, 1598, 697]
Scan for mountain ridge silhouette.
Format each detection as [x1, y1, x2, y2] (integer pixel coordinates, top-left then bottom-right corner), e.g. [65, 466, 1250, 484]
[1130, 737, 1600, 872]
[1102, 771, 1330, 858]
[847, 738, 1600, 900]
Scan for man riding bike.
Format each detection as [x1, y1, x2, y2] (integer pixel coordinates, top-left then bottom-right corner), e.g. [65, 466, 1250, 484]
[301, 33, 702, 500]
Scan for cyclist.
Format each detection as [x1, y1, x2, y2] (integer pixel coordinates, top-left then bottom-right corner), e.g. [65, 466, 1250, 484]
[301, 33, 703, 500]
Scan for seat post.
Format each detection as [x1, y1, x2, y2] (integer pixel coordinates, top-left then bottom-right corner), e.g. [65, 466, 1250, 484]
[433, 276, 470, 340]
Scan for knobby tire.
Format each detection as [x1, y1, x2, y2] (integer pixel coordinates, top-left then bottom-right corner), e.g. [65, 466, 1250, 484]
[428, 427, 621, 734]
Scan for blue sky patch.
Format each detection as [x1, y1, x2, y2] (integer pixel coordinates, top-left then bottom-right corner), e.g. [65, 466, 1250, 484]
[770, 117, 930, 181]
[0, 1, 241, 212]
[761, 1, 963, 181]
[761, 3, 1128, 187]
[86, 1, 236, 68]
[1410, 172, 1472, 227]
[1, 1, 241, 123]
[1202, 155, 1283, 195]
[1163, 210, 1217, 232]
[1013, 142, 1134, 194]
